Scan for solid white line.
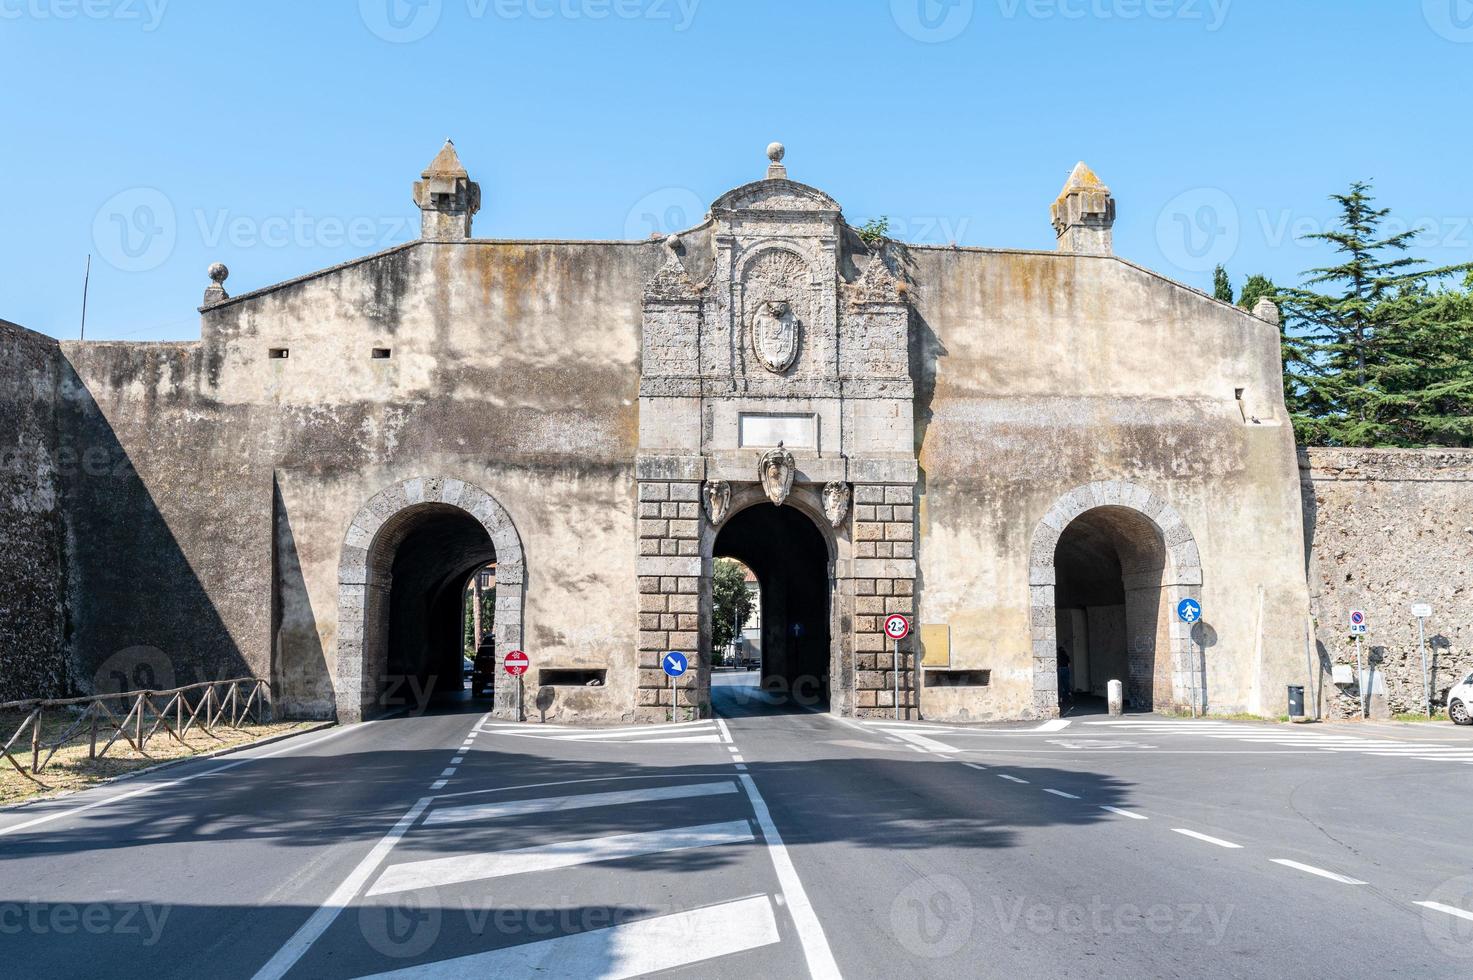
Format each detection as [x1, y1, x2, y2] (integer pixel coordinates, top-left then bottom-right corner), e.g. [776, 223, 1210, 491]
[737, 774, 841, 980]
[352, 894, 781, 980]
[368, 821, 754, 896]
[423, 782, 738, 825]
[0, 723, 359, 839]
[714, 717, 736, 745]
[1416, 901, 1473, 922]
[1034, 719, 1073, 732]
[1270, 859, 1366, 885]
[1100, 805, 1147, 820]
[534, 721, 717, 740]
[998, 774, 1029, 784]
[1172, 828, 1243, 849]
[251, 796, 432, 980]
[1043, 788, 1080, 799]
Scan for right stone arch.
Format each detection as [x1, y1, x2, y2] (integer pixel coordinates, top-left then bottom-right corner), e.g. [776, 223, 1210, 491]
[1028, 480, 1203, 717]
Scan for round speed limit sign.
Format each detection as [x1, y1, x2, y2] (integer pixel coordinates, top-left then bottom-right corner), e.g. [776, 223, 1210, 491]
[884, 614, 912, 640]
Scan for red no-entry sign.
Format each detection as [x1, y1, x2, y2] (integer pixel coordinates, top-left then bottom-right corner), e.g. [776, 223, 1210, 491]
[884, 614, 912, 640]
[504, 650, 529, 676]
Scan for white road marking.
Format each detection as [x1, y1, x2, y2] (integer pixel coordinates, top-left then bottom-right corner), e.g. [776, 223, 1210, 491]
[998, 774, 1029, 784]
[714, 717, 736, 744]
[893, 732, 959, 755]
[1099, 805, 1147, 820]
[0, 723, 359, 839]
[1416, 901, 1473, 923]
[737, 774, 841, 980]
[423, 782, 739, 825]
[450, 756, 464, 765]
[732, 755, 746, 763]
[1043, 789, 1080, 799]
[429, 780, 447, 791]
[1270, 859, 1366, 885]
[352, 894, 781, 980]
[251, 796, 432, 980]
[734, 763, 748, 771]
[1172, 828, 1243, 849]
[369, 821, 755, 896]
[965, 763, 988, 771]
[438, 768, 456, 778]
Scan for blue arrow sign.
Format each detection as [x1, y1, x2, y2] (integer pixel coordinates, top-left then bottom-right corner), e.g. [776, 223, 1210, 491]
[663, 651, 689, 678]
[1177, 598, 1202, 624]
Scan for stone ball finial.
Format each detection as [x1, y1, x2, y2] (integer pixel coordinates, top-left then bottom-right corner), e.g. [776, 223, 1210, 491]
[665, 233, 680, 250]
[767, 142, 785, 163]
[208, 262, 229, 284]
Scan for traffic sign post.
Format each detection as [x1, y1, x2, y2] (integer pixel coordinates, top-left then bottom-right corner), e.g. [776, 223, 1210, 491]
[884, 615, 911, 721]
[1349, 611, 1368, 719]
[505, 650, 529, 722]
[663, 651, 689, 723]
[1177, 599, 1203, 717]
[1412, 603, 1433, 718]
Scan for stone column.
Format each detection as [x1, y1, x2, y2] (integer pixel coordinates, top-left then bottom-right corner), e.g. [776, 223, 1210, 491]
[636, 479, 708, 722]
[851, 484, 918, 718]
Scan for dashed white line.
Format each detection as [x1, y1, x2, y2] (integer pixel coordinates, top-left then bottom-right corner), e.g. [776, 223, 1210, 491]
[1172, 828, 1243, 849]
[1099, 805, 1147, 820]
[429, 779, 448, 790]
[964, 763, 988, 771]
[998, 774, 1029, 784]
[1416, 901, 1473, 923]
[450, 756, 464, 765]
[1043, 789, 1080, 799]
[1270, 859, 1366, 885]
[438, 768, 456, 778]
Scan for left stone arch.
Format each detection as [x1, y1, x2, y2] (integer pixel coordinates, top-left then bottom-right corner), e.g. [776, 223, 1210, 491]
[335, 476, 525, 723]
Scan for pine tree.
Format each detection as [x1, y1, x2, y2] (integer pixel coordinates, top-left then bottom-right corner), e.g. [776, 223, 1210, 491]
[1237, 274, 1279, 315]
[1278, 181, 1472, 446]
[1212, 264, 1233, 303]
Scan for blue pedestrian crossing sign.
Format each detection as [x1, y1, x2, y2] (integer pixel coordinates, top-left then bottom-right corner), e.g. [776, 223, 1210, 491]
[1177, 598, 1202, 624]
[662, 651, 689, 678]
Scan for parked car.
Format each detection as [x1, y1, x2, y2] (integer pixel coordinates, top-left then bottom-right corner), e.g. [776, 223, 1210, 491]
[471, 644, 497, 697]
[1450, 671, 1473, 726]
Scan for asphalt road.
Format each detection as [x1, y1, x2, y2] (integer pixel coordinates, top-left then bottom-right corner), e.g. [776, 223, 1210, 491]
[3, 672, 1472, 978]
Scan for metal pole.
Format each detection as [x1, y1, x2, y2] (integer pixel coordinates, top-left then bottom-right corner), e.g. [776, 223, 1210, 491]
[670, 674, 675, 724]
[893, 638, 900, 721]
[80, 254, 91, 340]
[1190, 636, 1198, 718]
[1356, 634, 1366, 719]
[1304, 618, 1316, 720]
[1418, 616, 1430, 718]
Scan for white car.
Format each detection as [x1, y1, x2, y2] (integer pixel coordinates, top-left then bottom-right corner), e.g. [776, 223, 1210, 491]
[1450, 672, 1473, 726]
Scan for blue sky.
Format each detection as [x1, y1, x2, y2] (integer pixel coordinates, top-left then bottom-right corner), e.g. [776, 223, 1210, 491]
[3, 0, 1472, 340]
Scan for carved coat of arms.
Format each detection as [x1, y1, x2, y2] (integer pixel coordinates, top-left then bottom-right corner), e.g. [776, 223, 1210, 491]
[759, 444, 796, 507]
[750, 300, 801, 374]
[703, 480, 732, 526]
[822, 482, 851, 529]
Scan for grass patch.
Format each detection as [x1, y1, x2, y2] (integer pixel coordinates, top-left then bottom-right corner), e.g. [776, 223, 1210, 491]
[1392, 711, 1449, 723]
[1, 709, 320, 807]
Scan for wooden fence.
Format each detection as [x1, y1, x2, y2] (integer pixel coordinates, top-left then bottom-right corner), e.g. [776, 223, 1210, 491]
[1, 678, 272, 786]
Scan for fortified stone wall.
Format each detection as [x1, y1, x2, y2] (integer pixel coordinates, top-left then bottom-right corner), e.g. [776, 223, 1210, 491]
[1303, 448, 1473, 719]
[0, 320, 66, 701]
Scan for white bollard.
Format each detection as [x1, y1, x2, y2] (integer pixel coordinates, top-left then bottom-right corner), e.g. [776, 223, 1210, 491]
[1107, 680, 1124, 717]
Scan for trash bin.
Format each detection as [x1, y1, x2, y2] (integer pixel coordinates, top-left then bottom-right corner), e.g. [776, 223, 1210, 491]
[1287, 685, 1305, 718]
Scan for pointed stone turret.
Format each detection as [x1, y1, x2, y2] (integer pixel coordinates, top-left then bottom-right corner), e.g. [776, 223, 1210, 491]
[1051, 162, 1116, 256]
[412, 139, 481, 240]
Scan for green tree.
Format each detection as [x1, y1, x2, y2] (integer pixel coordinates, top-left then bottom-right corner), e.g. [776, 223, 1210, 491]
[712, 559, 755, 661]
[1236, 273, 1279, 316]
[1212, 264, 1233, 303]
[1279, 181, 1473, 445]
[462, 584, 496, 656]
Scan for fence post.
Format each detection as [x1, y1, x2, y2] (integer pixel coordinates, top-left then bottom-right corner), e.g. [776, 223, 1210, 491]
[135, 693, 145, 752]
[31, 704, 43, 774]
[89, 707, 99, 760]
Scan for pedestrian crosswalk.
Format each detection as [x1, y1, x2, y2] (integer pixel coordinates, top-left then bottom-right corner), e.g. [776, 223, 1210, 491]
[480, 719, 723, 744]
[273, 775, 826, 979]
[1084, 719, 1473, 764]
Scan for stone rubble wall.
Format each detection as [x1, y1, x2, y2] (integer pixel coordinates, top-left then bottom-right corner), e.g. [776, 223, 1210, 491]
[1303, 448, 1473, 718]
[0, 320, 66, 702]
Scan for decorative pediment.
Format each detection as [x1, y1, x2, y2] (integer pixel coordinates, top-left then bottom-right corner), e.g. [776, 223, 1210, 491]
[711, 179, 841, 216]
[848, 248, 903, 305]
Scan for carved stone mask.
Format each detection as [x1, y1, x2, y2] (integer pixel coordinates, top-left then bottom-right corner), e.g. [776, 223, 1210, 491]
[703, 481, 732, 526]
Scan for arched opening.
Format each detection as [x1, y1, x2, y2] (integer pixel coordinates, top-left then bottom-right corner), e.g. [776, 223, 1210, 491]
[363, 504, 498, 717]
[712, 503, 831, 712]
[1053, 506, 1170, 713]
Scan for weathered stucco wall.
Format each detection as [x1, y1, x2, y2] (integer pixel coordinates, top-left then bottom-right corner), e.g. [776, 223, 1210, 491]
[1303, 448, 1473, 719]
[909, 248, 1311, 720]
[0, 320, 66, 701]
